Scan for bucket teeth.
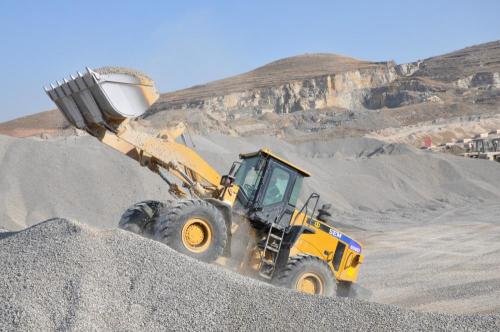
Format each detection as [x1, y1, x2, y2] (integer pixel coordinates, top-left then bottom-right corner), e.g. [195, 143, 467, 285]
[44, 66, 159, 130]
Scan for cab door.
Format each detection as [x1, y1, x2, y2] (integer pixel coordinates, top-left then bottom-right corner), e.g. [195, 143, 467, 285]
[251, 160, 295, 228]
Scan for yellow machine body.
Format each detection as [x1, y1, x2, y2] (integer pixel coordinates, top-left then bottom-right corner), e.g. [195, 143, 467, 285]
[45, 67, 363, 291]
[289, 211, 363, 282]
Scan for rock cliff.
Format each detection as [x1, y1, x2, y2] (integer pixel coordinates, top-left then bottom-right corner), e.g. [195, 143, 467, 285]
[150, 41, 500, 119]
[151, 55, 399, 114]
[2, 41, 499, 142]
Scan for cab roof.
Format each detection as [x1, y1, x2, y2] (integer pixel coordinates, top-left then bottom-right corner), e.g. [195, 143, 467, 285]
[239, 148, 311, 177]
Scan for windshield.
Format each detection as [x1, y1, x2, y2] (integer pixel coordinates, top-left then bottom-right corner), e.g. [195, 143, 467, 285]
[262, 167, 290, 206]
[234, 156, 263, 201]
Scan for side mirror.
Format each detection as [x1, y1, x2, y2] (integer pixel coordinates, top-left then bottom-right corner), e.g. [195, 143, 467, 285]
[228, 161, 240, 177]
[220, 175, 235, 187]
[220, 161, 240, 187]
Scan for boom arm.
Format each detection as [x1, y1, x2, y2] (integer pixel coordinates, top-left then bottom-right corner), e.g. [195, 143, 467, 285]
[45, 67, 222, 198]
[99, 121, 222, 196]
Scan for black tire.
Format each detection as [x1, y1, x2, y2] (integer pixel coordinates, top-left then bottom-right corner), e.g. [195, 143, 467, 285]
[337, 281, 353, 297]
[118, 200, 166, 237]
[155, 199, 227, 262]
[273, 254, 337, 296]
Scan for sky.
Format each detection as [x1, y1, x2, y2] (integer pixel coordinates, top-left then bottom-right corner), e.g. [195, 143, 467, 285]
[0, 0, 499, 122]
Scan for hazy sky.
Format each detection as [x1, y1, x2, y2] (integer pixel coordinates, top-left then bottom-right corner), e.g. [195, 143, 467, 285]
[0, 0, 499, 122]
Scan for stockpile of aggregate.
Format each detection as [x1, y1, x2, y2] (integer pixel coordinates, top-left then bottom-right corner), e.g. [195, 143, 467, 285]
[194, 133, 500, 223]
[0, 135, 170, 231]
[94, 66, 155, 85]
[1, 218, 498, 331]
[2, 133, 500, 232]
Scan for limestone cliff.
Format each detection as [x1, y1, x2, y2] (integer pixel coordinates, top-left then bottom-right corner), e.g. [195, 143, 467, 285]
[150, 41, 500, 120]
[151, 55, 399, 114]
[2, 41, 499, 141]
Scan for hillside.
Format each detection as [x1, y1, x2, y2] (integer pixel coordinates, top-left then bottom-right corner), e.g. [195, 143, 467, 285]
[416, 40, 500, 81]
[155, 54, 387, 107]
[151, 54, 396, 115]
[151, 41, 500, 114]
[147, 40, 500, 143]
[0, 110, 67, 138]
[1, 40, 499, 143]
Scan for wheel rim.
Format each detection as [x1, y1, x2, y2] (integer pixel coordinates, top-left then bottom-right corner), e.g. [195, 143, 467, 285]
[296, 272, 323, 295]
[181, 218, 212, 253]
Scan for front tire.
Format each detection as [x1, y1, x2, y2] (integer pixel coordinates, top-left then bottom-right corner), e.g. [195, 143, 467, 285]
[155, 199, 227, 262]
[273, 254, 337, 296]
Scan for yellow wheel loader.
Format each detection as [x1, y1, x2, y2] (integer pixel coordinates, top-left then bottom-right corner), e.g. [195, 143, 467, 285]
[45, 67, 364, 296]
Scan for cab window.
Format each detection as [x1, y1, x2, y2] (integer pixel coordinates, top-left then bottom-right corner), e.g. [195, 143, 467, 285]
[234, 157, 262, 201]
[262, 167, 290, 206]
[288, 176, 303, 206]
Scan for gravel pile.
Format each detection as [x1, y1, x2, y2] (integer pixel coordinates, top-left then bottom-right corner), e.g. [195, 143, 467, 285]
[1, 218, 498, 331]
[2, 133, 500, 232]
[0, 135, 170, 231]
[1, 134, 500, 316]
[94, 66, 155, 85]
[193, 133, 500, 222]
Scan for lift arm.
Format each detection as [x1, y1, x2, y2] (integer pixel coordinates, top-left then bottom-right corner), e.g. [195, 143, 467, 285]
[45, 67, 222, 197]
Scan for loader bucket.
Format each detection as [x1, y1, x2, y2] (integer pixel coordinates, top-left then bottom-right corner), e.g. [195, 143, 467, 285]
[45, 67, 159, 129]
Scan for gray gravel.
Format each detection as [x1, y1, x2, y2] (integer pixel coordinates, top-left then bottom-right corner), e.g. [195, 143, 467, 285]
[0, 135, 170, 230]
[94, 66, 154, 85]
[2, 133, 500, 232]
[1, 218, 499, 331]
[193, 133, 500, 222]
[1, 134, 500, 316]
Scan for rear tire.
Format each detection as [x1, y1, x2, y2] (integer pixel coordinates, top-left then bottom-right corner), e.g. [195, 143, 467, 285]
[118, 200, 166, 237]
[273, 254, 337, 296]
[155, 199, 227, 262]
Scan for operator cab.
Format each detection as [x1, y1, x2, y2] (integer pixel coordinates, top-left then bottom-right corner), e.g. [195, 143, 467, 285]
[232, 148, 311, 229]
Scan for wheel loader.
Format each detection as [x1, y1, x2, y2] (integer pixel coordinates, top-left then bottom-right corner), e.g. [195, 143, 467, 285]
[45, 67, 364, 296]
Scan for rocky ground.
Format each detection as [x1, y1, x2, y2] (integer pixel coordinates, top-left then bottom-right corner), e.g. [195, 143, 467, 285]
[0, 135, 171, 231]
[1, 219, 499, 331]
[1, 134, 499, 328]
[1, 39, 500, 330]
